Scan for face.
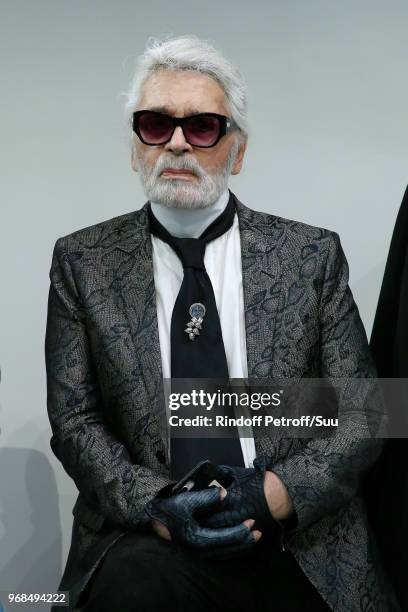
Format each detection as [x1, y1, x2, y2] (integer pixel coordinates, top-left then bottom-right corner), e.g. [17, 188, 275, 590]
[131, 69, 247, 209]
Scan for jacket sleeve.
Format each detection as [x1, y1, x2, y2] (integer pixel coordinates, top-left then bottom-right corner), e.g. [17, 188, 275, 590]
[265, 231, 385, 532]
[45, 238, 172, 529]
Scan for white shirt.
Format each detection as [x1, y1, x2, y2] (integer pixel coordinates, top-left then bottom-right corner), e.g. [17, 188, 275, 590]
[150, 188, 256, 468]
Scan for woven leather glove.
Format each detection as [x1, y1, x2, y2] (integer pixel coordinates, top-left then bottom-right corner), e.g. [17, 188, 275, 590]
[198, 464, 284, 541]
[144, 485, 259, 558]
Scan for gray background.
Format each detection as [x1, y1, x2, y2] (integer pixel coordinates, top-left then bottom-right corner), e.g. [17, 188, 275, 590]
[1, 0, 407, 605]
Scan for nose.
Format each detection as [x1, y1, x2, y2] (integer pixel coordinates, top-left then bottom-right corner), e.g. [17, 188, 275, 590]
[164, 126, 193, 154]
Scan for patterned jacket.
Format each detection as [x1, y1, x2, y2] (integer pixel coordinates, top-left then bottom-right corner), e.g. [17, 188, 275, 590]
[45, 191, 399, 611]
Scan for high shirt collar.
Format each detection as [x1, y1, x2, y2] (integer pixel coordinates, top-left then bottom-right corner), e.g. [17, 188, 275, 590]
[149, 188, 230, 238]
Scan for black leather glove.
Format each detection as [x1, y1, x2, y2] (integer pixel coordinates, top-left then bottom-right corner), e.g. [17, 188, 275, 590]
[144, 485, 259, 559]
[198, 464, 284, 543]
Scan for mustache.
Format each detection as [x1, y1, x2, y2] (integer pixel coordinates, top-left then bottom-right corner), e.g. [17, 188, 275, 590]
[154, 156, 204, 177]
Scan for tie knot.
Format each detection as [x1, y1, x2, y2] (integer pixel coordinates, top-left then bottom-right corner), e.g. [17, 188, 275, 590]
[174, 238, 206, 270]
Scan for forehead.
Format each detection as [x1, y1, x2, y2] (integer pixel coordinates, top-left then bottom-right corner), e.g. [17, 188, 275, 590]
[138, 69, 229, 116]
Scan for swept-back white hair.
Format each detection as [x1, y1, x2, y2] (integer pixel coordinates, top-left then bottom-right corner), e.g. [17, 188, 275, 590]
[121, 34, 249, 146]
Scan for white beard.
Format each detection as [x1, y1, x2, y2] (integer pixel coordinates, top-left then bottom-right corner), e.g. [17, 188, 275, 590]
[136, 138, 240, 210]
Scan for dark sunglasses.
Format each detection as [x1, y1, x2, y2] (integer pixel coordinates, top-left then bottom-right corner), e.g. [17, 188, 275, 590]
[132, 110, 239, 148]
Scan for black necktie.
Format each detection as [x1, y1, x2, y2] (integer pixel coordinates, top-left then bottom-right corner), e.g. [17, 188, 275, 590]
[148, 191, 245, 479]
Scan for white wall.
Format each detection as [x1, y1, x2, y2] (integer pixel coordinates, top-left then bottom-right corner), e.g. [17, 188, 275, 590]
[1, 0, 407, 604]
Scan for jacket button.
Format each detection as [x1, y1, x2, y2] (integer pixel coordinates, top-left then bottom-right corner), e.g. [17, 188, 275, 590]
[156, 449, 166, 464]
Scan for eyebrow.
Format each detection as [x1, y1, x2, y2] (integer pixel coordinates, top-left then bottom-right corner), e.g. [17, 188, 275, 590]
[145, 105, 205, 116]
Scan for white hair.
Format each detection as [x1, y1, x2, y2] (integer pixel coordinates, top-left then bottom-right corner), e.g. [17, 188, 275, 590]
[120, 34, 249, 146]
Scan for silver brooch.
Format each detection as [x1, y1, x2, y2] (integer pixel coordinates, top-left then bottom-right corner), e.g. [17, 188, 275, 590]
[185, 303, 206, 341]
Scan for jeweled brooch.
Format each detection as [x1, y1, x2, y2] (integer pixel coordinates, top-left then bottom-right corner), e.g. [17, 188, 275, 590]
[185, 302, 206, 341]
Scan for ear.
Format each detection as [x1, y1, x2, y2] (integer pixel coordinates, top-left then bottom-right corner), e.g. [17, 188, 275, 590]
[231, 136, 247, 175]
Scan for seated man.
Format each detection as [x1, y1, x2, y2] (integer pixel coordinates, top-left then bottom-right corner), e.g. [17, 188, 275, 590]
[45, 34, 398, 611]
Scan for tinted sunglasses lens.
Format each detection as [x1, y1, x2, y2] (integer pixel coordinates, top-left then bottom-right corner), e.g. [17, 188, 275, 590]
[138, 113, 173, 144]
[185, 115, 221, 146]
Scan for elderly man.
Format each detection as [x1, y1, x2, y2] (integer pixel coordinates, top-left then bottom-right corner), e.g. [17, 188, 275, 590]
[45, 35, 398, 611]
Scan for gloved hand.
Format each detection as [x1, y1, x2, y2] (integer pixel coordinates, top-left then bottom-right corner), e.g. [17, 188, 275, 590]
[197, 464, 284, 542]
[144, 484, 260, 559]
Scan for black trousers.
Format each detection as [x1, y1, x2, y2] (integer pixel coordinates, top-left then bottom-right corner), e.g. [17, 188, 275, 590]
[79, 530, 331, 612]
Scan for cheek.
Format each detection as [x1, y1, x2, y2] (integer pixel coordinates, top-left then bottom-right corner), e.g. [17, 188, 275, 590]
[139, 148, 162, 170]
[198, 148, 230, 173]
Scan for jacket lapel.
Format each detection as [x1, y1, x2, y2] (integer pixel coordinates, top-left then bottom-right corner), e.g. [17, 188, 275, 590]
[235, 195, 283, 379]
[235, 195, 285, 457]
[117, 203, 169, 468]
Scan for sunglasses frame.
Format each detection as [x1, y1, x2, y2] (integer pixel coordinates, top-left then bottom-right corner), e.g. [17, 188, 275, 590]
[132, 110, 238, 148]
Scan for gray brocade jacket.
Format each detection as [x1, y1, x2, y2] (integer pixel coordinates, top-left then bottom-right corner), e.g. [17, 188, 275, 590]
[45, 191, 399, 611]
